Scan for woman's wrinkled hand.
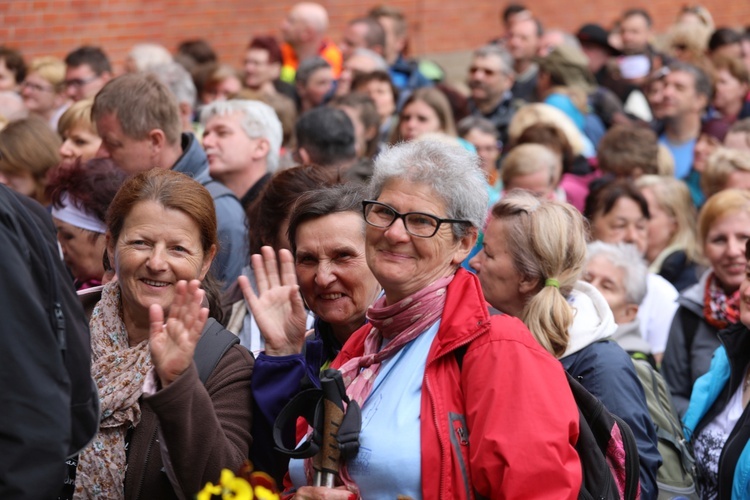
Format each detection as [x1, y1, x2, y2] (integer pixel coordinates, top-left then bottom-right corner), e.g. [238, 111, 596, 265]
[294, 486, 356, 500]
[149, 279, 208, 388]
[239, 246, 308, 357]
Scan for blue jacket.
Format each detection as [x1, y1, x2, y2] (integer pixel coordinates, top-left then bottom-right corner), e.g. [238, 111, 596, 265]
[683, 323, 750, 499]
[562, 282, 662, 499]
[172, 133, 247, 288]
[249, 318, 343, 484]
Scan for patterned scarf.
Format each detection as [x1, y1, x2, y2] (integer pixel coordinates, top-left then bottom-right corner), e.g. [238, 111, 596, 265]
[304, 273, 454, 493]
[75, 281, 152, 499]
[703, 272, 741, 330]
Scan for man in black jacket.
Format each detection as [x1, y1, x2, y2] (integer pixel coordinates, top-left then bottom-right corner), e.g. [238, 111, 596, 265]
[0, 185, 98, 499]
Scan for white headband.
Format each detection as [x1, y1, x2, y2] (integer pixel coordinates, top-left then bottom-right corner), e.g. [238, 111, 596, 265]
[51, 192, 107, 234]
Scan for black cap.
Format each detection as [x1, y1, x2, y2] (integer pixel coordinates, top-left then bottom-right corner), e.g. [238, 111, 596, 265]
[576, 23, 621, 56]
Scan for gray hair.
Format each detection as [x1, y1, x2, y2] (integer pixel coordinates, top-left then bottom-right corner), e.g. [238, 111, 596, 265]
[128, 43, 173, 73]
[457, 115, 498, 139]
[200, 99, 283, 173]
[349, 48, 389, 71]
[586, 241, 648, 305]
[368, 140, 488, 238]
[473, 44, 515, 78]
[667, 61, 712, 100]
[296, 56, 331, 85]
[149, 62, 197, 108]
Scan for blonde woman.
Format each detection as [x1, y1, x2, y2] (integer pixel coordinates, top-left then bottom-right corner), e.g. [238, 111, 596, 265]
[470, 191, 661, 498]
[57, 99, 101, 169]
[636, 175, 701, 290]
[702, 146, 750, 198]
[20, 56, 69, 129]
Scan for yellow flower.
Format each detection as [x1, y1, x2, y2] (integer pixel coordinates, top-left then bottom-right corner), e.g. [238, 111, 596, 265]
[220, 469, 253, 500]
[197, 482, 222, 500]
[253, 485, 280, 500]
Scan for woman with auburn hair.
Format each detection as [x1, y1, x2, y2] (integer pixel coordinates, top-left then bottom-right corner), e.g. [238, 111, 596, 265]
[0, 115, 61, 205]
[74, 169, 253, 499]
[663, 189, 750, 417]
[635, 175, 701, 291]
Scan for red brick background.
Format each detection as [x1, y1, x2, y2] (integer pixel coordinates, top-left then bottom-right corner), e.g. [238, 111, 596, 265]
[2, 1, 749, 74]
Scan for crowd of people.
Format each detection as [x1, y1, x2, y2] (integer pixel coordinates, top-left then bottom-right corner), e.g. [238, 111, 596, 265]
[3, 1, 750, 499]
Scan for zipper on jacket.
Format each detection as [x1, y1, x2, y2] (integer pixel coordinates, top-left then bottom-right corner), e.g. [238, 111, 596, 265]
[134, 425, 158, 500]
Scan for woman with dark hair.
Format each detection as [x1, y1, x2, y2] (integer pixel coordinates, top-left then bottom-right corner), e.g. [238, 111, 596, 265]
[243, 183, 382, 483]
[390, 87, 457, 143]
[352, 70, 398, 149]
[710, 55, 750, 124]
[585, 179, 680, 361]
[224, 164, 336, 353]
[46, 158, 128, 289]
[74, 169, 253, 499]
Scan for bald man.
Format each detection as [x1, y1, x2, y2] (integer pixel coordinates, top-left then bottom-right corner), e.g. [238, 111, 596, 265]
[279, 2, 342, 83]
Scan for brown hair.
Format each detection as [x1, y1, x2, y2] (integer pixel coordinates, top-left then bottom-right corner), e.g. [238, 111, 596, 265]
[0, 116, 61, 204]
[512, 122, 575, 174]
[712, 54, 750, 85]
[391, 87, 456, 143]
[246, 164, 337, 254]
[597, 125, 659, 177]
[91, 73, 181, 145]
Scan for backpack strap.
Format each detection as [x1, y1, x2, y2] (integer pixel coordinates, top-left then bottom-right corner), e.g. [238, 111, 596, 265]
[193, 318, 241, 385]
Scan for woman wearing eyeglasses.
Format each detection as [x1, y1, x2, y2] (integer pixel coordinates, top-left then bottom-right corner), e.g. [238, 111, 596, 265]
[259, 141, 581, 499]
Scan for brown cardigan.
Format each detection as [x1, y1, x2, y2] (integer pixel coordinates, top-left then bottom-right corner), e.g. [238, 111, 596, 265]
[123, 343, 254, 500]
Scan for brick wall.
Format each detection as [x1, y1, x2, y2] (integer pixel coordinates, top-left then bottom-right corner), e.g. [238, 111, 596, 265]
[2, 0, 749, 75]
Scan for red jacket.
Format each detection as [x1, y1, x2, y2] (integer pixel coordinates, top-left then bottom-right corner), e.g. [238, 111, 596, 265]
[331, 269, 582, 499]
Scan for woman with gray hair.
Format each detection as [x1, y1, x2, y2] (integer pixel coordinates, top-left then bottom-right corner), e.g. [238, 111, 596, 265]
[246, 140, 581, 499]
[584, 241, 654, 363]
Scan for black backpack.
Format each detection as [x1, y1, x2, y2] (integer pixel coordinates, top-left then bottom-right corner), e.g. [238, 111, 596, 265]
[567, 373, 641, 500]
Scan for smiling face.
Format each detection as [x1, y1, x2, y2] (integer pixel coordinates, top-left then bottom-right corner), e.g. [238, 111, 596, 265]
[365, 178, 474, 304]
[399, 100, 442, 141]
[109, 200, 214, 327]
[295, 212, 381, 338]
[703, 210, 750, 293]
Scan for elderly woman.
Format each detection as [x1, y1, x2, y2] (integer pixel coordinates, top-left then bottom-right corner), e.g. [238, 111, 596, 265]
[635, 175, 701, 291]
[470, 191, 661, 499]
[585, 178, 680, 360]
[264, 141, 581, 498]
[241, 184, 382, 484]
[0, 115, 61, 205]
[46, 158, 128, 290]
[662, 189, 750, 417]
[683, 239, 750, 498]
[74, 169, 253, 499]
[57, 99, 101, 169]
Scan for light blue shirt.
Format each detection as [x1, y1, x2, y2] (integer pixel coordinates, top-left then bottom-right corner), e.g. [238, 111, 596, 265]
[290, 321, 440, 499]
[659, 134, 696, 179]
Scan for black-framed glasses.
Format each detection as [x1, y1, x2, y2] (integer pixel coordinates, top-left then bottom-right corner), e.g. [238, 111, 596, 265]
[362, 200, 470, 238]
[64, 74, 99, 88]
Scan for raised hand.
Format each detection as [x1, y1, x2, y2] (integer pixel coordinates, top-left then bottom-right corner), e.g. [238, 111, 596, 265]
[149, 279, 209, 388]
[239, 246, 308, 356]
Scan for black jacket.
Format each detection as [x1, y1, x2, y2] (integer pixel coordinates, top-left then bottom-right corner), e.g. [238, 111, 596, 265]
[0, 186, 98, 499]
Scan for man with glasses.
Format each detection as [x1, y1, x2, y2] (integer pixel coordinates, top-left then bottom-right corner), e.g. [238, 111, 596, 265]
[63, 46, 112, 102]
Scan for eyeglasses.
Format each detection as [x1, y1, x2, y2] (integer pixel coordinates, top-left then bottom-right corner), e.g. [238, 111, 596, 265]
[362, 200, 470, 238]
[64, 74, 99, 88]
